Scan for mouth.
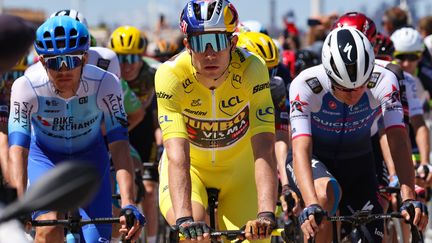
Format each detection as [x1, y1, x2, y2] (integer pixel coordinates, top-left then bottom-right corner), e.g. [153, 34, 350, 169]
[204, 65, 219, 71]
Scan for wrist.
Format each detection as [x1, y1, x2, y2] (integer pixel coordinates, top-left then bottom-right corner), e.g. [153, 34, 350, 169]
[176, 216, 194, 226]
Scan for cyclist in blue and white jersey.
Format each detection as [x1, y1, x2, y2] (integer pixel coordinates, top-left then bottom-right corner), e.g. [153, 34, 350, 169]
[8, 16, 145, 242]
[288, 27, 427, 242]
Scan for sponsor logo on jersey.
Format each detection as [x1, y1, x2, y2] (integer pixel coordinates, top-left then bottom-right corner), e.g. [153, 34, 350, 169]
[219, 96, 243, 116]
[97, 58, 111, 71]
[43, 109, 60, 113]
[290, 94, 308, 113]
[184, 105, 250, 148]
[311, 110, 378, 133]
[184, 108, 207, 116]
[182, 79, 194, 93]
[79, 96, 88, 104]
[191, 99, 202, 107]
[159, 115, 173, 124]
[384, 84, 400, 103]
[256, 106, 274, 123]
[103, 93, 126, 126]
[235, 49, 246, 63]
[252, 82, 270, 94]
[328, 101, 337, 109]
[156, 91, 173, 100]
[46, 100, 59, 106]
[37, 115, 51, 126]
[305, 78, 323, 94]
[231, 74, 242, 89]
[367, 72, 380, 89]
[13, 101, 33, 129]
[50, 115, 99, 131]
[230, 62, 241, 69]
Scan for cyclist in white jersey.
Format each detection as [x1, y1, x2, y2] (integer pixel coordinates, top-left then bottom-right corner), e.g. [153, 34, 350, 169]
[8, 16, 145, 242]
[288, 27, 427, 242]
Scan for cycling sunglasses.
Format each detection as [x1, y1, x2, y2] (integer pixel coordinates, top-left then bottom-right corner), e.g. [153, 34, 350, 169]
[188, 33, 230, 53]
[44, 54, 84, 71]
[394, 53, 421, 62]
[117, 54, 141, 64]
[331, 80, 367, 93]
[2, 70, 25, 82]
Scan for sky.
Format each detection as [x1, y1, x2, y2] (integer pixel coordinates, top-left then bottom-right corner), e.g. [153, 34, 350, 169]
[1, 0, 431, 31]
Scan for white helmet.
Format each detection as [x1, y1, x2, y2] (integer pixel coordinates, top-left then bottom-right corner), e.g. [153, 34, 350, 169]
[50, 9, 88, 28]
[391, 27, 424, 54]
[322, 27, 375, 89]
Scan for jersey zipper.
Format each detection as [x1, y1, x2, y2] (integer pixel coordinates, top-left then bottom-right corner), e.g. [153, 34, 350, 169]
[211, 89, 216, 166]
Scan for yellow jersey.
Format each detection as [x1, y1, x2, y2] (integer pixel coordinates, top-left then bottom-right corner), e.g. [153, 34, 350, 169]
[155, 48, 275, 167]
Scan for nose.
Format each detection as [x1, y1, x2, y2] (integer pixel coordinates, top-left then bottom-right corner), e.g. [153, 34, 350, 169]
[204, 44, 217, 57]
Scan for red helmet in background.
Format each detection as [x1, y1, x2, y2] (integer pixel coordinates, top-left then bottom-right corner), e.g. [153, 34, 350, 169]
[374, 33, 394, 60]
[333, 12, 377, 43]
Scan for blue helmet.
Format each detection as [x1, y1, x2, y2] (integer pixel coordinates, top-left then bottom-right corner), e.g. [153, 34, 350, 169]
[179, 0, 239, 35]
[34, 16, 89, 55]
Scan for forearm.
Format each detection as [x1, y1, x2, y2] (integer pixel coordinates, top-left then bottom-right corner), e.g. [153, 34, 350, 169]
[110, 140, 135, 206]
[166, 138, 192, 219]
[414, 125, 430, 164]
[255, 156, 278, 212]
[379, 133, 397, 176]
[8, 145, 28, 197]
[0, 132, 9, 183]
[292, 137, 317, 206]
[275, 131, 289, 185]
[387, 128, 415, 201]
[252, 133, 278, 213]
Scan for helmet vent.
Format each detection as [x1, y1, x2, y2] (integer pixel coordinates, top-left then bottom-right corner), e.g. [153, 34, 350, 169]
[79, 36, 88, 47]
[193, 3, 202, 20]
[54, 26, 66, 38]
[330, 56, 342, 80]
[70, 28, 77, 37]
[208, 2, 217, 19]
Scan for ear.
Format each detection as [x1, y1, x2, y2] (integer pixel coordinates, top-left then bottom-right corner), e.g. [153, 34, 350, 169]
[82, 52, 89, 65]
[39, 55, 46, 65]
[183, 38, 192, 54]
[230, 35, 238, 52]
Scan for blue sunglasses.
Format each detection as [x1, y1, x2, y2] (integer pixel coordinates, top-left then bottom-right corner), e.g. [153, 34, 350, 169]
[188, 33, 230, 53]
[44, 54, 84, 71]
[117, 54, 141, 64]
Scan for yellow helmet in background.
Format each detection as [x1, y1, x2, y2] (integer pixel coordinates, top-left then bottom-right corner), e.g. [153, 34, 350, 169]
[109, 26, 147, 54]
[237, 32, 279, 68]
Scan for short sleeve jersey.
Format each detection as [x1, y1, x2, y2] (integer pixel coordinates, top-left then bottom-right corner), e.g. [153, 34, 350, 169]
[9, 64, 128, 154]
[289, 64, 405, 159]
[155, 49, 275, 165]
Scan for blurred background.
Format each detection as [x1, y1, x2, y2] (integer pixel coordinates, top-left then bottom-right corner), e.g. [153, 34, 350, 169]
[1, 0, 429, 47]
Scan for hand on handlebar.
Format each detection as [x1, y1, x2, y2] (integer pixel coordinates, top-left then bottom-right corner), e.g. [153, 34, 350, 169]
[119, 205, 146, 241]
[299, 204, 326, 239]
[176, 216, 210, 241]
[244, 211, 277, 240]
[280, 184, 301, 216]
[400, 199, 429, 231]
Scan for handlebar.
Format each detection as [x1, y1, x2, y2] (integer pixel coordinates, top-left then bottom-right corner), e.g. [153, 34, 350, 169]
[169, 227, 284, 242]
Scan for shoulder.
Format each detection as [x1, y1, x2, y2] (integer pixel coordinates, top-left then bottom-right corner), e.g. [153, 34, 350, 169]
[88, 47, 118, 61]
[368, 64, 397, 89]
[82, 64, 114, 81]
[24, 62, 49, 86]
[290, 65, 328, 94]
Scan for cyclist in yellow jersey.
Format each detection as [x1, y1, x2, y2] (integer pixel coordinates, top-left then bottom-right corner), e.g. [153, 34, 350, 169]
[156, 0, 277, 242]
